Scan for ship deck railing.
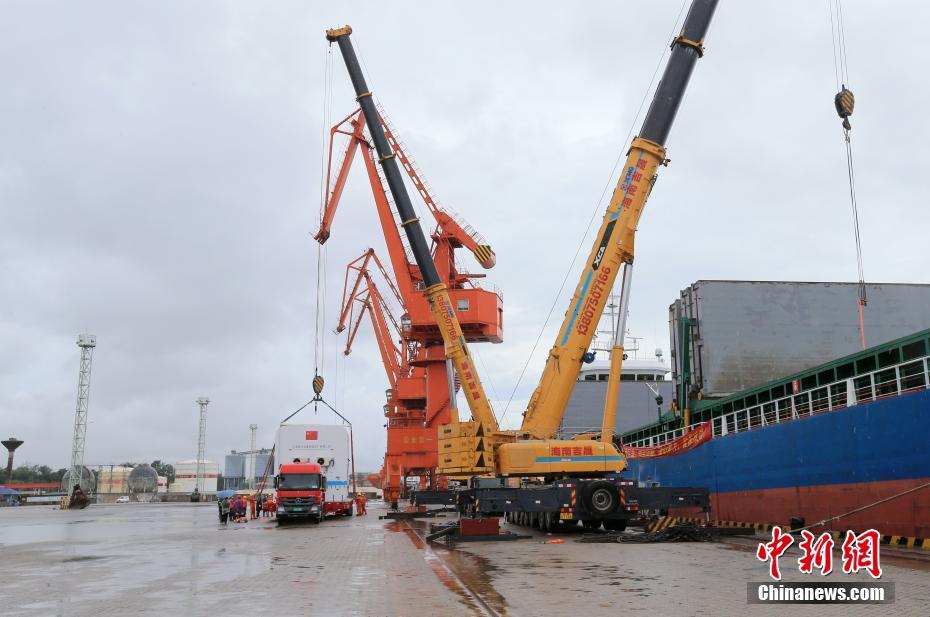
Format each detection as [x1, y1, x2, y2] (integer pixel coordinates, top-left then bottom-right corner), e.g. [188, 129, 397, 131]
[626, 354, 930, 448]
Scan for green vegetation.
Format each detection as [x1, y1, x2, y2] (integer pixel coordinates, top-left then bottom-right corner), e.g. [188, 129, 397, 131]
[5, 465, 67, 484]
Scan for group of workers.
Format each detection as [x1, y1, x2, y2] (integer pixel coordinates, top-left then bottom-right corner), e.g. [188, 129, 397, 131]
[217, 492, 368, 524]
[217, 493, 275, 524]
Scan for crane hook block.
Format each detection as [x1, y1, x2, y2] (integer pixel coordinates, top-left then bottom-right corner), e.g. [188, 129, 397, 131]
[313, 375, 325, 395]
[834, 86, 855, 130]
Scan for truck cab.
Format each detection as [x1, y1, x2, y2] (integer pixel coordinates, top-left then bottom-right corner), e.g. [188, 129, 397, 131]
[275, 461, 326, 523]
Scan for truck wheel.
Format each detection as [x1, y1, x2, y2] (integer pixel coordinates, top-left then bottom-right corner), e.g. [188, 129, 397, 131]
[582, 481, 620, 516]
[604, 520, 627, 532]
[541, 511, 552, 532]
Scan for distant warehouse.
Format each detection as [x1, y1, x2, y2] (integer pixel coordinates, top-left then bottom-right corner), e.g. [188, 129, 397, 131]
[670, 281, 930, 399]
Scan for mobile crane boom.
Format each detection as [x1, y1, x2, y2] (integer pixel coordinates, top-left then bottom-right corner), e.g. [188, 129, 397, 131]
[520, 0, 717, 441]
[325, 27, 499, 441]
[326, 0, 715, 478]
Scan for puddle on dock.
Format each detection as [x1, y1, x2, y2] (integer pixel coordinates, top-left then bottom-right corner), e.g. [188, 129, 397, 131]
[386, 518, 509, 616]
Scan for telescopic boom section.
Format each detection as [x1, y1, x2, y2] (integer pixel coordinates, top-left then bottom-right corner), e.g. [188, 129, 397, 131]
[519, 0, 717, 440]
[326, 27, 499, 438]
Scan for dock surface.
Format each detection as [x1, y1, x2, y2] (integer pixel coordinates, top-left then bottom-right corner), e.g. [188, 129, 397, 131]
[2, 503, 928, 616]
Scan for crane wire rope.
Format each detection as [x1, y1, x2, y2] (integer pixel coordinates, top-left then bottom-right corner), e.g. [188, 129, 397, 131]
[828, 0, 867, 349]
[313, 44, 335, 395]
[498, 0, 689, 427]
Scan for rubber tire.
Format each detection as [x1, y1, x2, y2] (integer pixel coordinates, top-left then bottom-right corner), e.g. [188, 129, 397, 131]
[541, 511, 552, 533]
[582, 481, 621, 516]
[603, 519, 627, 532]
[582, 519, 601, 531]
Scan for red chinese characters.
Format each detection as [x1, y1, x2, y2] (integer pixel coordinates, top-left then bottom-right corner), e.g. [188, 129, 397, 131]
[756, 527, 794, 580]
[797, 530, 834, 575]
[841, 529, 882, 578]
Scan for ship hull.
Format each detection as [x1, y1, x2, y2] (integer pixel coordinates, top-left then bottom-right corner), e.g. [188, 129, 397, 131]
[625, 389, 930, 537]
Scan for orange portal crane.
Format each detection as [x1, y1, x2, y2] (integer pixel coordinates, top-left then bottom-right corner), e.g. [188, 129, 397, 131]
[316, 107, 503, 507]
[335, 248, 433, 503]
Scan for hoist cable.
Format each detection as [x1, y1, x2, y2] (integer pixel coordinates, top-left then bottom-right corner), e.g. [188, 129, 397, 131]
[828, 0, 867, 347]
[827, 1, 841, 91]
[314, 46, 334, 376]
[498, 0, 689, 426]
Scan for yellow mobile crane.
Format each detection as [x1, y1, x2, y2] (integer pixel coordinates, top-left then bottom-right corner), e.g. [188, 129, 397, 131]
[326, 0, 715, 529]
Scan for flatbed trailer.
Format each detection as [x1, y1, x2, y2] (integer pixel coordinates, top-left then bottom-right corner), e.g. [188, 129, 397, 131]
[456, 476, 709, 532]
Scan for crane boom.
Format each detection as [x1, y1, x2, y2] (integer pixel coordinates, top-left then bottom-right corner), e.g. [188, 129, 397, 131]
[326, 0, 715, 477]
[326, 28, 499, 442]
[520, 0, 717, 440]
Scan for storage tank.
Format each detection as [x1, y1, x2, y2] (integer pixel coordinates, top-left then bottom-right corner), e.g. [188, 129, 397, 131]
[128, 464, 158, 494]
[224, 451, 245, 479]
[60, 466, 96, 493]
[670, 281, 930, 399]
[169, 459, 219, 494]
[253, 451, 273, 481]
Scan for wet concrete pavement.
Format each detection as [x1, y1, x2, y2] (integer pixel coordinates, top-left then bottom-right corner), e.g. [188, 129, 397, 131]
[2, 503, 929, 616]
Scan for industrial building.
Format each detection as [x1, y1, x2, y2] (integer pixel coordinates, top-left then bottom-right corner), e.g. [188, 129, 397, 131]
[223, 448, 273, 490]
[168, 459, 219, 495]
[95, 466, 132, 494]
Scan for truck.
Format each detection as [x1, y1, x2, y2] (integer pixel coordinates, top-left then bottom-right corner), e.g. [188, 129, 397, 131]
[274, 423, 354, 523]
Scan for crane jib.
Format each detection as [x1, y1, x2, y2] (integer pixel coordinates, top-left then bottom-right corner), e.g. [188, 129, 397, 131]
[560, 151, 645, 346]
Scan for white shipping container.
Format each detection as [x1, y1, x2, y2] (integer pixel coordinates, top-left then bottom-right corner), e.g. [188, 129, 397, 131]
[275, 424, 352, 503]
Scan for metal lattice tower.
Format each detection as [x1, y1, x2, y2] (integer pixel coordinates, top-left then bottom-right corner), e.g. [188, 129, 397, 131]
[195, 398, 210, 493]
[67, 335, 96, 491]
[248, 424, 258, 489]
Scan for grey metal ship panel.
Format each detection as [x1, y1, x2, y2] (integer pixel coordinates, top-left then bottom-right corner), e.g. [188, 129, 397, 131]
[670, 281, 930, 398]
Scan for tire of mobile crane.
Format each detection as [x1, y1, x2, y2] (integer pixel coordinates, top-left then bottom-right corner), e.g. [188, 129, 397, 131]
[581, 519, 601, 531]
[541, 511, 553, 532]
[519, 511, 528, 527]
[603, 519, 627, 532]
[582, 481, 621, 517]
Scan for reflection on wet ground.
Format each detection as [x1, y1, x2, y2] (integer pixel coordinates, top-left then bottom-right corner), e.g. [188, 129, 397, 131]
[384, 518, 509, 616]
[3, 504, 929, 616]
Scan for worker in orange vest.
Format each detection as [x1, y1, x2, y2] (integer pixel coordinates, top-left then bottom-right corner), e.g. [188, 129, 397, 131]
[354, 493, 367, 516]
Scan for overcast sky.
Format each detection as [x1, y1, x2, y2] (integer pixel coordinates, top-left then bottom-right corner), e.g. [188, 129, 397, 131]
[2, 1, 928, 474]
